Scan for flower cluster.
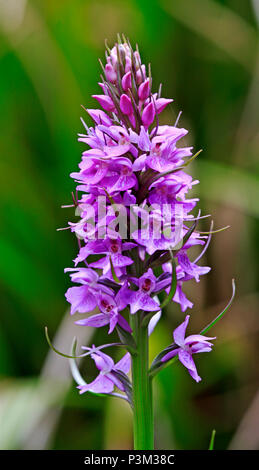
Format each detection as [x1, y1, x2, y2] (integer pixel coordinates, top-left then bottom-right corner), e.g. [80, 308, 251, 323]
[64, 37, 216, 395]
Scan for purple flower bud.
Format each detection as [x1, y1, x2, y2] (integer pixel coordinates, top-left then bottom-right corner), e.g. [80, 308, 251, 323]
[86, 109, 112, 126]
[128, 113, 136, 128]
[125, 56, 132, 73]
[136, 65, 146, 84]
[98, 82, 108, 93]
[92, 94, 115, 112]
[142, 101, 155, 127]
[105, 63, 117, 83]
[138, 79, 150, 101]
[122, 71, 132, 91]
[120, 94, 133, 115]
[155, 98, 173, 114]
[134, 51, 141, 68]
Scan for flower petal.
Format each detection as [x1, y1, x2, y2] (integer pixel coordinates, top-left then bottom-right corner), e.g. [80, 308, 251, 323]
[78, 374, 114, 394]
[117, 314, 132, 333]
[178, 349, 197, 373]
[173, 315, 190, 346]
[91, 351, 114, 371]
[148, 310, 162, 336]
[75, 313, 109, 328]
[65, 286, 97, 315]
[115, 352, 131, 374]
[161, 348, 179, 363]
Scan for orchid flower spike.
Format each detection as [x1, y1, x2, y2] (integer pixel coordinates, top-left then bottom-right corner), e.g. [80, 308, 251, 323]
[55, 35, 234, 451]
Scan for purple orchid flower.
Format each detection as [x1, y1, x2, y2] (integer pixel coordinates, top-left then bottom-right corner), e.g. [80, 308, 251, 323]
[124, 268, 161, 314]
[79, 124, 138, 159]
[148, 172, 198, 209]
[57, 38, 236, 452]
[64, 267, 112, 315]
[177, 252, 211, 282]
[75, 291, 132, 334]
[71, 156, 137, 194]
[78, 349, 131, 395]
[161, 315, 216, 382]
[60, 39, 225, 433]
[132, 125, 192, 173]
[74, 238, 135, 268]
[163, 258, 209, 313]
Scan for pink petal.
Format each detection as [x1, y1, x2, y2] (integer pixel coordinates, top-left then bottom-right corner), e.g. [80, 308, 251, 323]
[105, 63, 117, 83]
[117, 314, 132, 333]
[65, 286, 97, 315]
[103, 144, 131, 157]
[188, 369, 202, 382]
[120, 94, 133, 115]
[115, 352, 131, 374]
[86, 109, 112, 126]
[178, 349, 197, 373]
[148, 310, 162, 336]
[132, 154, 147, 171]
[138, 127, 150, 151]
[173, 315, 190, 346]
[112, 253, 133, 267]
[78, 374, 114, 394]
[108, 313, 118, 334]
[185, 334, 216, 345]
[161, 348, 179, 363]
[122, 71, 132, 91]
[92, 94, 115, 112]
[91, 351, 114, 371]
[142, 101, 155, 127]
[75, 313, 109, 328]
[155, 98, 173, 114]
[130, 293, 159, 314]
[138, 79, 150, 101]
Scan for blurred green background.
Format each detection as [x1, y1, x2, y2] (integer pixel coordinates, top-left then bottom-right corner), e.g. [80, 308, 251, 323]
[0, 0, 259, 450]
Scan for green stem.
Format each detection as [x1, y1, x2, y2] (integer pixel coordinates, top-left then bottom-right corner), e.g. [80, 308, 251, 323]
[130, 314, 154, 450]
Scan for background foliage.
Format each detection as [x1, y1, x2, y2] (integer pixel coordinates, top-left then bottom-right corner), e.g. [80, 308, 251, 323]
[0, 0, 259, 450]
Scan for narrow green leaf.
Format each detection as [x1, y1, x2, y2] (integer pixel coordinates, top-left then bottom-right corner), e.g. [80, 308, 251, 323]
[173, 216, 199, 253]
[45, 327, 85, 359]
[151, 167, 186, 183]
[182, 149, 202, 167]
[110, 256, 121, 283]
[69, 340, 129, 400]
[102, 188, 117, 207]
[200, 279, 236, 335]
[198, 225, 230, 235]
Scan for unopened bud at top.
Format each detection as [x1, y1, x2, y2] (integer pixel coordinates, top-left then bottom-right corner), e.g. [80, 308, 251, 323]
[138, 79, 150, 101]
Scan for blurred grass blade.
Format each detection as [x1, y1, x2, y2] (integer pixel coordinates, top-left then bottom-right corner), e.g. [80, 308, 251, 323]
[209, 429, 216, 450]
[196, 161, 259, 219]
[161, 0, 258, 72]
